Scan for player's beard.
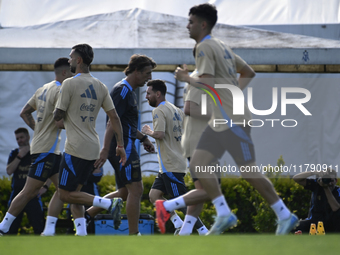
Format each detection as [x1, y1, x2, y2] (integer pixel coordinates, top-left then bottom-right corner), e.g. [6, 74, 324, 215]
[148, 99, 156, 107]
[70, 65, 76, 73]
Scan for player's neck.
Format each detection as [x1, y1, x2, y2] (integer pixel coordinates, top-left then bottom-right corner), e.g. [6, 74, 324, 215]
[196, 32, 211, 43]
[76, 64, 90, 74]
[125, 76, 138, 90]
[156, 99, 166, 107]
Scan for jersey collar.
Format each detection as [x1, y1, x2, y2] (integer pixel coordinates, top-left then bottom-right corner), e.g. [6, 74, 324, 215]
[200, 34, 211, 42]
[122, 78, 133, 91]
[157, 101, 166, 107]
[55, 81, 61, 86]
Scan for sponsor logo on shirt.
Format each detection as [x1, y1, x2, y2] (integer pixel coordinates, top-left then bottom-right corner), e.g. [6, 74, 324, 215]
[38, 106, 45, 113]
[173, 125, 182, 133]
[80, 103, 96, 112]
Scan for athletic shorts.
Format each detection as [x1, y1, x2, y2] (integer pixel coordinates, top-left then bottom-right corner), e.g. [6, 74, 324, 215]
[108, 147, 142, 189]
[190, 158, 221, 183]
[58, 153, 95, 192]
[28, 153, 61, 182]
[151, 172, 187, 198]
[196, 125, 256, 166]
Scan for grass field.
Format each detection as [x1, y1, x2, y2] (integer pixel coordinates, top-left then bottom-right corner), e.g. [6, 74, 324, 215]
[1, 234, 340, 255]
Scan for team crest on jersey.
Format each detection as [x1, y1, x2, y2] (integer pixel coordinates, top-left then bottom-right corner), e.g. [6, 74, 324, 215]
[81, 84, 97, 100]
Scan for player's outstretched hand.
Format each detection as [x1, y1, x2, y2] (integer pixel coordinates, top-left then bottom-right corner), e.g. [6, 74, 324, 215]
[95, 148, 109, 168]
[116, 146, 127, 166]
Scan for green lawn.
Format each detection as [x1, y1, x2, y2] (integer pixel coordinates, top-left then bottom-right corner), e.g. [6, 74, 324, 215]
[1, 234, 340, 255]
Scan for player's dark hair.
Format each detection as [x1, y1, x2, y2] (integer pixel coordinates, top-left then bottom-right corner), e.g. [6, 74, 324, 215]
[72, 44, 94, 66]
[189, 3, 217, 29]
[14, 127, 29, 135]
[124, 54, 157, 76]
[54, 57, 70, 69]
[147, 79, 167, 96]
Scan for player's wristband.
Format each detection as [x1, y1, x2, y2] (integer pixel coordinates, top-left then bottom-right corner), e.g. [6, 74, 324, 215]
[43, 185, 49, 189]
[140, 135, 148, 143]
[117, 145, 124, 148]
[16, 155, 22, 160]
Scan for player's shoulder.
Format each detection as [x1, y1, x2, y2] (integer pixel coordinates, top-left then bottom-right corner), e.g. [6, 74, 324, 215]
[199, 36, 229, 51]
[152, 104, 165, 116]
[9, 148, 19, 157]
[46, 80, 63, 92]
[61, 76, 74, 87]
[166, 102, 184, 117]
[112, 80, 132, 99]
[112, 80, 125, 91]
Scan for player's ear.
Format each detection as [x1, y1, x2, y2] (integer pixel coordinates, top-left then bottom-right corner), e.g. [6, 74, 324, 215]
[201, 20, 207, 30]
[76, 55, 82, 65]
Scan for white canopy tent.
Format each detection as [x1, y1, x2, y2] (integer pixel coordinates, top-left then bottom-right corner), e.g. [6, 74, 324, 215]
[1, 1, 340, 176]
[1, 0, 339, 27]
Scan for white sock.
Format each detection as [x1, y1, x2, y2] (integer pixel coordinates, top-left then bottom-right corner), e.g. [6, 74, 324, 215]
[270, 199, 291, 221]
[0, 212, 16, 233]
[170, 213, 183, 228]
[163, 197, 186, 212]
[92, 196, 111, 210]
[42, 216, 58, 236]
[74, 218, 87, 236]
[179, 215, 197, 236]
[212, 195, 231, 217]
[197, 225, 209, 235]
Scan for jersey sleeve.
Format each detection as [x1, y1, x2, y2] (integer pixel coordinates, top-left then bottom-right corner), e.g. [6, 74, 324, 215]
[185, 85, 204, 105]
[102, 85, 115, 112]
[26, 89, 40, 110]
[110, 85, 129, 118]
[52, 85, 62, 107]
[234, 54, 247, 71]
[196, 42, 215, 77]
[7, 149, 18, 165]
[56, 79, 72, 111]
[152, 108, 166, 132]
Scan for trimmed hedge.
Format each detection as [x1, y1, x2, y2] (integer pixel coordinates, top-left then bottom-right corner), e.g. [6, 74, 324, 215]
[0, 170, 312, 234]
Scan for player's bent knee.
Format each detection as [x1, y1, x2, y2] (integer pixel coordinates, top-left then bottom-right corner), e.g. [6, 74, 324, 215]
[149, 189, 162, 204]
[119, 192, 128, 201]
[58, 189, 70, 203]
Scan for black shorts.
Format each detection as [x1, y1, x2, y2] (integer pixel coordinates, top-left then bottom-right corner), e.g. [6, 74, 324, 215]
[108, 146, 141, 189]
[58, 153, 95, 192]
[196, 125, 256, 166]
[151, 172, 187, 198]
[28, 153, 61, 182]
[190, 158, 222, 183]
